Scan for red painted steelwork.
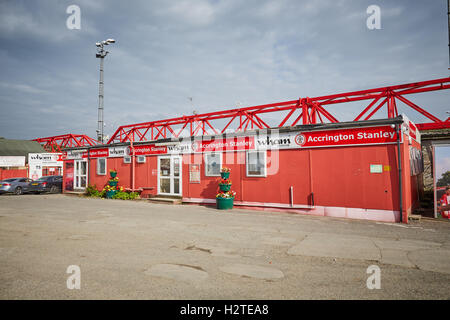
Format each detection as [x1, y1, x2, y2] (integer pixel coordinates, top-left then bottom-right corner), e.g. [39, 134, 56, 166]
[107, 77, 450, 144]
[33, 134, 98, 152]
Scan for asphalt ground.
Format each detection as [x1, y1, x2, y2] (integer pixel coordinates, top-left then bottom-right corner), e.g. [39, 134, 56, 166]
[0, 194, 449, 299]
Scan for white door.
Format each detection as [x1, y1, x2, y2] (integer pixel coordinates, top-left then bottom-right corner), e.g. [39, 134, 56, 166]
[158, 156, 182, 196]
[74, 160, 88, 190]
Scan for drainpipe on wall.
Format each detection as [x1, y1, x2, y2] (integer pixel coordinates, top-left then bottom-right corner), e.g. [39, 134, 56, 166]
[290, 186, 294, 207]
[131, 139, 135, 191]
[396, 123, 403, 223]
[87, 148, 90, 188]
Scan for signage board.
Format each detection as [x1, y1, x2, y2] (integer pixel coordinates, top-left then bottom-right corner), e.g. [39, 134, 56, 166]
[61, 121, 413, 159]
[131, 145, 167, 156]
[64, 149, 88, 160]
[28, 153, 64, 180]
[0, 156, 25, 167]
[189, 164, 201, 183]
[255, 125, 399, 150]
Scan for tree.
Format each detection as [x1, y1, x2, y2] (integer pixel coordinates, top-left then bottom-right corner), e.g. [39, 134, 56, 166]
[436, 171, 450, 187]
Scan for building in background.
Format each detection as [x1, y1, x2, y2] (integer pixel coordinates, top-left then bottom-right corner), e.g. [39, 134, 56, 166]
[28, 153, 63, 180]
[0, 137, 47, 180]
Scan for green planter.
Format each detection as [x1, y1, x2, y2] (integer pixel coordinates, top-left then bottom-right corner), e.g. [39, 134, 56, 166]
[216, 197, 234, 210]
[220, 172, 230, 179]
[109, 180, 118, 187]
[106, 190, 116, 199]
[110, 172, 117, 178]
[219, 183, 232, 192]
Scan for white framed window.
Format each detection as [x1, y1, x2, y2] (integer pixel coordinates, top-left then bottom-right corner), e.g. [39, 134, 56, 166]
[137, 155, 146, 163]
[204, 153, 222, 177]
[96, 158, 107, 175]
[123, 156, 131, 164]
[246, 151, 267, 177]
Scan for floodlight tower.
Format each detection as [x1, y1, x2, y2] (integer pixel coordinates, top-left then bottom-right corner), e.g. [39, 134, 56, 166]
[95, 38, 115, 143]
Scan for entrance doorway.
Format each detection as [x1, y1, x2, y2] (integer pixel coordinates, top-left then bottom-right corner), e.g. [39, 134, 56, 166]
[434, 143, 450, 219]
[74, 160, 87, 190]
[158, 156, 182, 196]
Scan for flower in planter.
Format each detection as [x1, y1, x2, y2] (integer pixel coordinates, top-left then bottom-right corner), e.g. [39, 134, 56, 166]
[109, 177, 119, 182]
[219, 178, 232, 185]
[103, 185, 117, 192]
[216, 190, 236, 198]
[220, 167, 231, 173]
[109, 169, 117, 174]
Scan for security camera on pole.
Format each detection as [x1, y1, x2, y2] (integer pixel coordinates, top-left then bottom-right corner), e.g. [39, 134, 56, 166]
[95, 38, 115, 144]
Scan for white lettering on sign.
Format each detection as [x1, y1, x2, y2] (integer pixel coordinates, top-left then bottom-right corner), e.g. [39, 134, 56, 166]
[307, 133, 355, 143]
[357, 131, 395, 140]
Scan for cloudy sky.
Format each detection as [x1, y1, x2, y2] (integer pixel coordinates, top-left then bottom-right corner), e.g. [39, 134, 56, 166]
[0, 0, 448, 140]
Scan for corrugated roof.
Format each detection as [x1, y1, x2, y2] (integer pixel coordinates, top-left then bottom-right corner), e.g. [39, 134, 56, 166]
[0, 138, 46, 156]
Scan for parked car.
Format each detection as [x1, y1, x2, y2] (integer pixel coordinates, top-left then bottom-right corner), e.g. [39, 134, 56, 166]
[0, 177, 33, 195]
[28, 175, 63, 194]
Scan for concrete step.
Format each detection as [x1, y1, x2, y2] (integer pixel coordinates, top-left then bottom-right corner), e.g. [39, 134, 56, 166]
[64, 192, 84, 197]
[408, 214, 422, 221]
[148, 197, 182, 205]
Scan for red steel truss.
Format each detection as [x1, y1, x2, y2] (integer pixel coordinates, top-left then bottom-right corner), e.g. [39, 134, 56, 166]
[34, 134, 98, 152]
[107, 77, 450, 144]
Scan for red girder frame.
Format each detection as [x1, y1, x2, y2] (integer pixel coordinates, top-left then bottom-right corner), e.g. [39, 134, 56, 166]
[33, 134, 98, 152]
[107, 77, 450, 144]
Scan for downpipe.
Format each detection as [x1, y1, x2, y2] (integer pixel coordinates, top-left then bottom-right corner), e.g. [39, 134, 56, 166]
[131, 140, 136, 191]
[290, 186, 294, 207]
[396, 123, 403, 223]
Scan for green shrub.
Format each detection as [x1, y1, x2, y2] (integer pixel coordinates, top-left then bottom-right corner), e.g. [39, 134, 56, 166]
[85, 184, 101, 197]
[112, 191, 128, 200]
[111, 191, 140, 200]
[129, 192, 140, 200]
[86, 184, 140, 200]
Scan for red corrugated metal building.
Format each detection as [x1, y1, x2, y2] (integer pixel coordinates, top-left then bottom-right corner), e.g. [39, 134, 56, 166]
[61, 115, 423, 223]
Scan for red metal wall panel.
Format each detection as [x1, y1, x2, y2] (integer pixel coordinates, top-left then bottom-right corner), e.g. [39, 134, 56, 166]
[242, 150, 312, 205]
[182, 144, 406, 212]
[87, 157, 158, 194]
[181, 153, 244, 201]
[0, 168, 28, 180]
[309, 145, 400, 211]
